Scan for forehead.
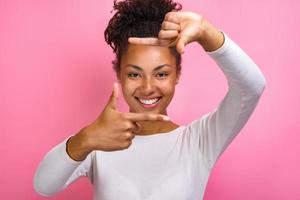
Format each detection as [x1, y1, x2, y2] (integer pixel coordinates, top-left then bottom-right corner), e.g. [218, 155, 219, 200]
[120, 44, 176, 70]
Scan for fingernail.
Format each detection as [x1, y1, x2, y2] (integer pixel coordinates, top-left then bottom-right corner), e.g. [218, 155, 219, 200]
[163, 116, 170, 121]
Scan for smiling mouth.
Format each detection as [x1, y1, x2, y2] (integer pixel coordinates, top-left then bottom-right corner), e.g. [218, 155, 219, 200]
[135, 97, 162, 108]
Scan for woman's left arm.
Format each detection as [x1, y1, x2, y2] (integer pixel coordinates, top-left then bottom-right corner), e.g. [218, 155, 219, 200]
[191, 28, 267, 170]
[175, 13, 267, 170]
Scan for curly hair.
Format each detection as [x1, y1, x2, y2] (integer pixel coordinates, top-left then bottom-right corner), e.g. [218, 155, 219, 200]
[104, 0, 182, 74]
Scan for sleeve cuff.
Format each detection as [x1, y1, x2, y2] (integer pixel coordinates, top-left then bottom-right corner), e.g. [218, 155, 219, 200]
[58, 135, 83, 166]
[205, 31, 230, 57]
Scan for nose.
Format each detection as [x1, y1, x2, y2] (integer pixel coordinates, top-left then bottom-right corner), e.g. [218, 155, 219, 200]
[140, 77, 155, 95]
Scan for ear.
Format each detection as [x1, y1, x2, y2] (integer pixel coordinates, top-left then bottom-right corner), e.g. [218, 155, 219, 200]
[175, 72, 181, 85]
[116, 71, 121, 82]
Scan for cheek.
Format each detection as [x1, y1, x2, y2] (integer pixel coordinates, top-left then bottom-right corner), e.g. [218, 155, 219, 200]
[159, 81, 176, 96]
[121, 80, 136, 97]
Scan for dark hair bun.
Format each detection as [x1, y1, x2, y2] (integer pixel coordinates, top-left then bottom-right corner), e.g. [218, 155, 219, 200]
[104, 0, 182, 72]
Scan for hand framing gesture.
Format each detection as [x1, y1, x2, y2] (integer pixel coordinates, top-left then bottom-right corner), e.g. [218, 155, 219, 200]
[67, 83, 170, 161]
[128, 11, 205, 54]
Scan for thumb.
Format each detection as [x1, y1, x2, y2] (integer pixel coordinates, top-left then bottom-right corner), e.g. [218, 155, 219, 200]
[176, 35, 189, 54]
[106, 82, 119, 110]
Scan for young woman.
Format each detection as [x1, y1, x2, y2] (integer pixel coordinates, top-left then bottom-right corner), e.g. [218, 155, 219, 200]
[34, 0, 266, 199]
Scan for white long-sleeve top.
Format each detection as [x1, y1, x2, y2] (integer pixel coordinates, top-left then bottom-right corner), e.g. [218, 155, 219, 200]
[33, 32, 266, 200]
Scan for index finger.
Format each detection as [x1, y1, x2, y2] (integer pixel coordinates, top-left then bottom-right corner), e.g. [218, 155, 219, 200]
[123, 112, 170, 122]
[128, 37, 170, 46]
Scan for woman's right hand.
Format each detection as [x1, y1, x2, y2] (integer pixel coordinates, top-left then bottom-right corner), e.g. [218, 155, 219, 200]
[66, 83, 170, 161]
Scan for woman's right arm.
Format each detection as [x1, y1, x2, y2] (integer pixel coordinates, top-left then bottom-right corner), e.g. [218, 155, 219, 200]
[33, 83, 170, 196]
[33, 134, 93, 196]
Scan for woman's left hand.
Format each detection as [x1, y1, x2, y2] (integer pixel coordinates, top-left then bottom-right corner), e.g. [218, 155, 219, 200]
[128, 11, 224, 54]
[128, 11, 204, 54]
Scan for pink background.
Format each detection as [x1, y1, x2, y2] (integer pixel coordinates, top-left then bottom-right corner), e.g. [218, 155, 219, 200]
[1, 0, 299, 199]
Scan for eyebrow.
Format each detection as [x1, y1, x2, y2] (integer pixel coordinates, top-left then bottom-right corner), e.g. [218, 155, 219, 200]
[126, 64, 172, 71]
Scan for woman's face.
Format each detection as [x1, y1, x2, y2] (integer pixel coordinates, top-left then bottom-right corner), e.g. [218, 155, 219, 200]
[118, 44, 180, 115]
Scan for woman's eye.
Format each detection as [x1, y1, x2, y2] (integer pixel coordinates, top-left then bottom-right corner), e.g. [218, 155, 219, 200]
[156, 72, 168, 78]
[128, 73, 140, 78]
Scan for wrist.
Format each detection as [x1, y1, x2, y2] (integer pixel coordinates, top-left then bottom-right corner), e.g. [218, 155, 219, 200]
[77, 127, 93, 151]
[197, 18, 225, 52]
[66, 129, 92, 161]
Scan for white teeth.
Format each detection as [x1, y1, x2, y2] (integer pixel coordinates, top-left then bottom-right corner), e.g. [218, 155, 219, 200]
[138, 98, 160, 105]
